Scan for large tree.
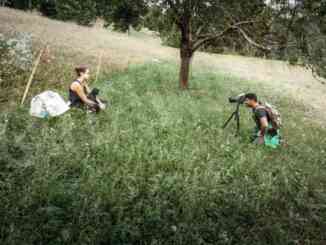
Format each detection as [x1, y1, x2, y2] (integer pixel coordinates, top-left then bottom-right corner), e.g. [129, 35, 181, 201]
[148, 0, 277, 88]
[147, 0, 326, 88]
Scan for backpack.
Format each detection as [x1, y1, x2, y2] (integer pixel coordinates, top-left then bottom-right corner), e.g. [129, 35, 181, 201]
[256, 102, 282, 130]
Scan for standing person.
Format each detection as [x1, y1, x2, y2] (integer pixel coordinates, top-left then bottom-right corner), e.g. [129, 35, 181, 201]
[68, 65, 106, 112]
[244, 93, 281, 147]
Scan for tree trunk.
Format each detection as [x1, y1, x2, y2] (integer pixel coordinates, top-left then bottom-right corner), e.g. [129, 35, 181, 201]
[179, 34, 193, 89]
[178, 12, 193, 89]
[179, 54, 192, 89]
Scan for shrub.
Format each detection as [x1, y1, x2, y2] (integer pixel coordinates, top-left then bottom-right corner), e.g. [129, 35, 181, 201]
[55, 0, 97, 26]
[0, 32, 33, 71]
[39, 0, 57, 18]
[0, 33, 33, 106]
[160, 25, 180, 48]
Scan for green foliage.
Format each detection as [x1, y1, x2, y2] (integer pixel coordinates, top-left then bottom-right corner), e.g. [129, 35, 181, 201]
[55, 0, 97, 26]
[4, 0, 97, 26]
[39, 0, 57, 18]
[101, 0, 147, 32]
[144, 7, 180, 48]
[0, 33, 33, 106]
[264, 0, 326, 76]
[160, 25, 180, 48]
[4, 0, 34, 10]
[1, 63, 326, 244]
[6, 0, 148, 31]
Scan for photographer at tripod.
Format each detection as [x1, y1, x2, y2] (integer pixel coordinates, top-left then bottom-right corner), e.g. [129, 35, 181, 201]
[244, 93, 281, 146]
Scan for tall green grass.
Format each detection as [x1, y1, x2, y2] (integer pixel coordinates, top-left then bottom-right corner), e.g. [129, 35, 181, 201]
[1, 63, 326, 245]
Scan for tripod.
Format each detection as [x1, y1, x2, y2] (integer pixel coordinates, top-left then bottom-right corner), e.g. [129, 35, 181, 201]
[222, 102, 241, 136]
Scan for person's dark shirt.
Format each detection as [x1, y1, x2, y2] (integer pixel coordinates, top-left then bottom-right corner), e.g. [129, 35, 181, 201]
[69, 80, 84, 108]
[253, 107, 269, 130]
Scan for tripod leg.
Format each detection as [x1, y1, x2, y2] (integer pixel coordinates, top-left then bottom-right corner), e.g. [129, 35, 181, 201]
[235, 114, 240, 136]
[222, 112, 236, 129]
[235, 104, 241, 136]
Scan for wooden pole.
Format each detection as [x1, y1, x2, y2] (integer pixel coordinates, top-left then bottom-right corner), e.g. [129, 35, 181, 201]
[95, 52, 103, 84]
[21, 46, 45, 105]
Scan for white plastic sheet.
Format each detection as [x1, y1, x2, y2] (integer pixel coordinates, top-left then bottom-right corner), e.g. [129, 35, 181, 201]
[30, 91, 70, 118]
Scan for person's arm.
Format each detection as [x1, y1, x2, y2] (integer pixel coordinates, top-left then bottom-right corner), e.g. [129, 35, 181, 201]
[96, 97, 106, 110]
[84, 83, 105, 108]
[71, 83, 96, 106]
[256, 117, 268, 145]
[256, 109, 269, 144]
[84, 83, 92, 94]
[259, 117, 268, 136]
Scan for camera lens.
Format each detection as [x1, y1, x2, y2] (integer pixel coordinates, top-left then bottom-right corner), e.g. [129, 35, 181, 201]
[229, 97, 237, 103]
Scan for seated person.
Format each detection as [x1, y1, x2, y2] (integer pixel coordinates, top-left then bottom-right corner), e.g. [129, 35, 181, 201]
[68, 65, 106, 112]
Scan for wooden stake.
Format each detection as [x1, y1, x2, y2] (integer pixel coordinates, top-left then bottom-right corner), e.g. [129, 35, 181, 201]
[95, 52, 103, 84]
[21, 46, 46, 105]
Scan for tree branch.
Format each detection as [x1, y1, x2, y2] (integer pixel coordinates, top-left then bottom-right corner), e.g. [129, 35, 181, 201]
[234, 26, 272, 51]
[192, 20, 262, 52]
[195, 24, 205, 36]
[233, 20, 259, 26]
[193, 27, 233, 52]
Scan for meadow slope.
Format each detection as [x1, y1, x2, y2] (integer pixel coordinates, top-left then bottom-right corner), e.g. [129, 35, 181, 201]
[1, 63, 326, 244]
[1, 7, 326, 245]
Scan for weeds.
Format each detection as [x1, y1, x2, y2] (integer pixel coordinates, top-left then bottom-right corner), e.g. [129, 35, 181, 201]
[0, 32, 33, 106]
[1, 63, 326, 245]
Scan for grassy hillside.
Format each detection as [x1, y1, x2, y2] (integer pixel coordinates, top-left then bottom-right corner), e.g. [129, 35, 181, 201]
[1, 62, 326, 244]
[1, 7, 326, 123]
[1, 7, 326, 245]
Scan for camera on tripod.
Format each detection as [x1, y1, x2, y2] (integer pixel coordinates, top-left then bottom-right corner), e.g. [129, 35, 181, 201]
[228, 93, 246, 104]
[223, 93, 247, 136]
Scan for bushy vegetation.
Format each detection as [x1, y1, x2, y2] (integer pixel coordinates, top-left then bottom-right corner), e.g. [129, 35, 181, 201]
[4, 0, 146, 29]
[54, 0, 97, 26]
[1, 63, 326, 244]
[0, 32, 33, 105]
[3, 0, 97, 25]
[102, 0, 147, 32]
